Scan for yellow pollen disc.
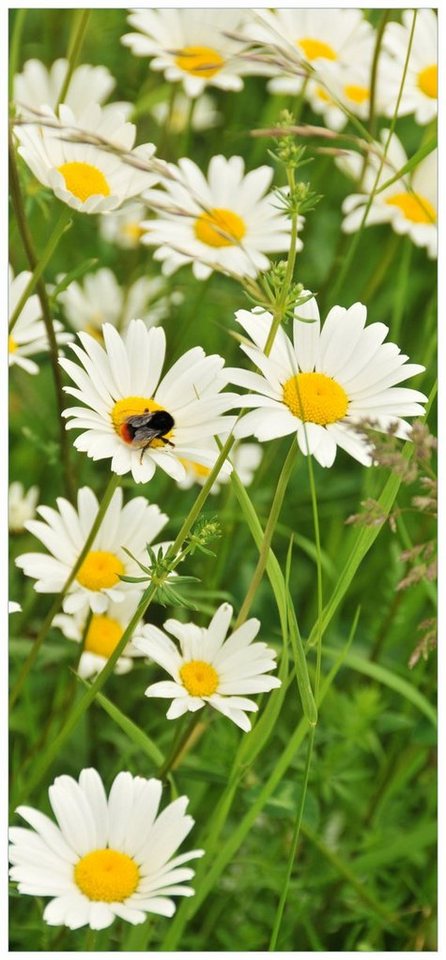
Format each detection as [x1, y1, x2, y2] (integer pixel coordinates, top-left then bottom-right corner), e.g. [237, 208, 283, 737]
[417, 64, 437, 99]
[344, 84, 369, 105]
[283, 372, 348, 425]
[122, 222, 144, 242]
[74, 848, 139, 902]
[84, 323, 104, 341]
[111, 395, 174, 448]
[180, 659, 219, 697]
[9, 335, 18, 353]
[175, 44, 224, 78]
[386, 192, 436, 224]
[298, 37, 337, 61]
[194, 208, 246, 248]
[316, 85, 333, 104]
[85, 615, 124, 658]
[76, 551, 124, 591]
[180, 458, 211, 479]
[57, 162, 110, 202]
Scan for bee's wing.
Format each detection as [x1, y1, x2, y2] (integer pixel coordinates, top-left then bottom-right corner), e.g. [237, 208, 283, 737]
[133, 425, 160, 443]
[125, 413, 153, 428]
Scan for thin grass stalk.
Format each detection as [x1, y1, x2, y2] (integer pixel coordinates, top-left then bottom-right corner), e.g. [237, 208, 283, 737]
[9, 474, 121, 709]
[56, 10, 91, 108]
[9, 135, 75, 502]
[8, 207, 73, 334]
[330, 9, 418, 303]
[8, 9, 26, 95]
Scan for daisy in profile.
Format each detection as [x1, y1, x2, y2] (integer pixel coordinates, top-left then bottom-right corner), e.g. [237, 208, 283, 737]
[15, 486, 168, 615]
[9, 266, 72, 375]
[13, 59, 126, 119]
[178, 440, 262, 494]
[150, 92, 221, 133]
[99, 201, 148, 249]
[305, 56, 396, 132]
[54, 593, 147, 679]
[142, 155, 294, 280]
[60, 319, 239, 484]
[383, 9, 437, 125]
[122, 9, 254, 98]
[9, 768, 203, 930]
[339, 132, 437, 259]
[242, 8, 375, 96]
[9, 482, 39, 534]
[134, 602, 281, 731]
[230, 294, 426, 468]
[15, 103, 159, 215]
[58, 268, 180, 339]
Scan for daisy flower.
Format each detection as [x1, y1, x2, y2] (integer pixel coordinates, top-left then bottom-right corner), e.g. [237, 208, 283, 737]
[53, 593, 147, 679]
[59, 319, 239, 484]
[9, 768, 203, 930]
[15, 486, 168, 616]
[134, 602, 281, 732]
[13, 59, 128, 119]
[383, 9, 437, 125]
[178, 440, 262, 494]
[9, 481, 39, 533]
[98, 201, 148, 249]
[150, 92, 221, 133]
[230, 295, 427, 468]
[58, 268, 180, 339]
[242, 8, 375, 96]
[339, 131, 437, 259]
[15, 103, 159, 215]
[303, 55, 396, 132]
[142, 155, 294, 280]
[9, 266, 72, 375]
[122, 8, 255, 98]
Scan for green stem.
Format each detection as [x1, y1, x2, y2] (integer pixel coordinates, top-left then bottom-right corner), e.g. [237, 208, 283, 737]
[20, 434, 236, 800]
[331, 9, 418, 304]
[264, 167, 299, 356]
[391, 236, 412, 342]
[8, 9, 27, 96]
[234, 440, 298, 628]
[358, 11, 391, 188]
[9, 207, 72, 334]
[9, 475, 120, 709]
[157, 710, 205, 779]
[305, 445, 323, 699]
[9, 136, 75, 502]
[56, 9, 91, 107]
[269, 728, 315, 950]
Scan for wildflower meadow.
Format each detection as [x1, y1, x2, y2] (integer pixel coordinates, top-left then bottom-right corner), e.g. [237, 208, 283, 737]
[8, 6, 437, 954]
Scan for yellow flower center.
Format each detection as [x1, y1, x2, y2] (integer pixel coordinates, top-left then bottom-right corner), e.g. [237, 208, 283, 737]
[282, 372, 349, 425]
[74, 849, 139, 902]
[85, 615, 124, 658]
[194, 208, 246, 248]
[175, 45, 224, 78]
[111, 396, 174, 448]
[344, 84, 369, 105]
[315, 86, 333, 103]
[9, 335, 18, 353]
[298, 37, 337, 61]
[180, 458, 212, 479]
[76, 551, 124, 591]
[386, 192, 436, 224]
[180, 659, 219, 697]
[122, 222, 145, 243]
[417, 64, 437, 99]
[57, 162, 110, 202]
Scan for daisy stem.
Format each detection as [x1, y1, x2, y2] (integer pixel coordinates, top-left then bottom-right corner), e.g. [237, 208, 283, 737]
[8, 135, 75, 502]
[330, 9, 418, 305]
[358, 10, 392, 189]
[178, 96, 197, 159]
[21, 435, 236, 798]
[263, 166, 299, 356]
[268, 726, 315, 950]
[9, 475, 121, 710]
[234, 439, 298, 628]
[157, 710, 206, 779]
[56, 9, 91, 108]
[305, 451, 323, 701]
[8, 206, 73, 335]
[8, 8, 27, 95]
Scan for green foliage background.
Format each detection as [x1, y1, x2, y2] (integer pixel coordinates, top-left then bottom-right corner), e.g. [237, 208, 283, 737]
[9, 7, 437, 952]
